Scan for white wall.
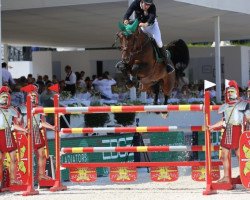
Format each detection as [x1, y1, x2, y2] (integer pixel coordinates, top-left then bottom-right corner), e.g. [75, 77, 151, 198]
[51, 49, 120, 80]
[240, 46, 250, 87]
[189, 46, 249, 87]
[8, 61, 32, 79]
[32, 51, 53, 80]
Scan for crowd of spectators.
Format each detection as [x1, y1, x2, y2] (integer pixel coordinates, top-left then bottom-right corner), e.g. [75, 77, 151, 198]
[2, 62, 250, 108]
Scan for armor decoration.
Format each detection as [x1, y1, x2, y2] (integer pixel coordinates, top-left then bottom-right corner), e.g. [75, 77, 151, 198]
[0, 107, 19, 129]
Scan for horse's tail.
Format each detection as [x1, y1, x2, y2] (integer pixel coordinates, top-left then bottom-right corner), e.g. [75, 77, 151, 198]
[166, 39, 190, 80]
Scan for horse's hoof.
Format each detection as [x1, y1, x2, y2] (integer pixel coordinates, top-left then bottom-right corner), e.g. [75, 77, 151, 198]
[161, 112, 169, 119]
[126, 81, 134, 89]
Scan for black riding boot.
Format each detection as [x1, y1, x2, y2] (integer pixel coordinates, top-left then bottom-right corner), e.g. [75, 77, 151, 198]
[159, 47, 175, 74]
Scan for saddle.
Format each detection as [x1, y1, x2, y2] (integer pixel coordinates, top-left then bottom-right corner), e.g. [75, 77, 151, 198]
[149, 38, 164, 63]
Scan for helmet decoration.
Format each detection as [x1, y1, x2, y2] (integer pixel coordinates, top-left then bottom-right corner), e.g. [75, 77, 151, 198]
[0, 86, 11, 108]
[225, 80, 239, 104]
[21, 84, 39, 106]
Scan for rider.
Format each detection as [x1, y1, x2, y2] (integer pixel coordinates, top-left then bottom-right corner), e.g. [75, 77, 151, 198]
[208, 80, 250, 183]
[123, 0, 174, 73]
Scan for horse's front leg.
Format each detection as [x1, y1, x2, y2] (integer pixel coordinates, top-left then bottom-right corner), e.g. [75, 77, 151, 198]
[160, 95, 170, 119]
[115, 61, 134, 88]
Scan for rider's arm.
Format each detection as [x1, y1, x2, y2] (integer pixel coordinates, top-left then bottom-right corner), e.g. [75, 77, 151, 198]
[123, 0, 138, 22]
[147, 5, 156, 25]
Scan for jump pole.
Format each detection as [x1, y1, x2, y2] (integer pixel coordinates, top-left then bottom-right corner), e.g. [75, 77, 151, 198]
[50, 94, 67, 192]
[22, 95, 39, 196]
[203, 90, 216, 195]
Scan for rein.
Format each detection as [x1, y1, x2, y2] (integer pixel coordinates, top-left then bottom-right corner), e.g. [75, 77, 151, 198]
[120, 31, 151, 63]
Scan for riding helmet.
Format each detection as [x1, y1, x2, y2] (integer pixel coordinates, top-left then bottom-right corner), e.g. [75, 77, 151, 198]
[143, 0, 153, 4]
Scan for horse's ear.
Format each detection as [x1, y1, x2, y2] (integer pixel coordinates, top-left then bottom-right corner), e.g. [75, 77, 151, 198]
[130, 19, 139, 33]
[118, 22, 126, 31]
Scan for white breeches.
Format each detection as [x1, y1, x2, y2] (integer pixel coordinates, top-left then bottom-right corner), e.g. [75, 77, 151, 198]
[141, 19, 163, 48]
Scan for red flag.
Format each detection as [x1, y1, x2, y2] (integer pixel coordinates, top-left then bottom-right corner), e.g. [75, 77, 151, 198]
[48, 84, 59, 93]
[21, 84, 37, 93]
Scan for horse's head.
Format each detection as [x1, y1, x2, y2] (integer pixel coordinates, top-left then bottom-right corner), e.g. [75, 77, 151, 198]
[117, 19, 140, 64]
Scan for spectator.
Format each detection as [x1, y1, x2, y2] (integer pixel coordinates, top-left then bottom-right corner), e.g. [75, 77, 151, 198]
[52, 75, 58, 84]
[11, 84, 25, 107]
[84, 76, 92, 91]
[64, 65, 76, 96]
[92, 73, 118, 100]
[1, 62, 15, 86]
[43, 75, 50, 85]
[39, 81, 55, 107]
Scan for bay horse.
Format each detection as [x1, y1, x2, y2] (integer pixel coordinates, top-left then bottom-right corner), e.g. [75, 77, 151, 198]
[116, 19, 189, 109]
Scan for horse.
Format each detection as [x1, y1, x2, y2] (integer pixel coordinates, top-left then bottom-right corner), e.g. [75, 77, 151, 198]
[115, 19, 190, 109]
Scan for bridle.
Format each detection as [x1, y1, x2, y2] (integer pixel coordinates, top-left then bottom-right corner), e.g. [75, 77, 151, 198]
[117, 29, 151, 63]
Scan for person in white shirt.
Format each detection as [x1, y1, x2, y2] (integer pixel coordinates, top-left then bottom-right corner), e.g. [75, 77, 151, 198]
[92, 74, 118, 100]
[2, 62, 15, 86]
[64, 65, 76, 96]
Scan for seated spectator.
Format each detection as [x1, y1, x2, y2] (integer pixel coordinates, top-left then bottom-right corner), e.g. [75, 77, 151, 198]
[180, 84, 190, 99]
[11, 84, 25, 107]
[52, 75, 58, 84]
[84, 76, 92, 91]
[39, 82, 55, 107]
[59, 80, 66, 93]
[92, 74, 118, 100]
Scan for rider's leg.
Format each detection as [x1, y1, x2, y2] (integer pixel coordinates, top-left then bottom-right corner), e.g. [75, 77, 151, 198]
[143, 20, 175, 74]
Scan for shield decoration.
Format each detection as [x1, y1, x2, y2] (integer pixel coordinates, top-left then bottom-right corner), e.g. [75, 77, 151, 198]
[69, 167, 97, 183]
[191, 166, 220, 181]
[110, 167, 137, 182]
[150, 166, 178, 182]
[239, 131, 250, 189]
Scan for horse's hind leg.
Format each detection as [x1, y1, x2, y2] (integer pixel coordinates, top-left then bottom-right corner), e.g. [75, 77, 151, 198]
[164, 95, 169, 105]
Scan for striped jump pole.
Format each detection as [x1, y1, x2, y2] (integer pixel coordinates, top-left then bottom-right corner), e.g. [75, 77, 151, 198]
[22, 95, 39, 196]
[60, 126, 206, 134]
[61, 145, 220, 154]
[62, 161, 222, 168]
[203, 90, 214, 195]
[33, 104, 219, 114]
[50, 94, 67, 192]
